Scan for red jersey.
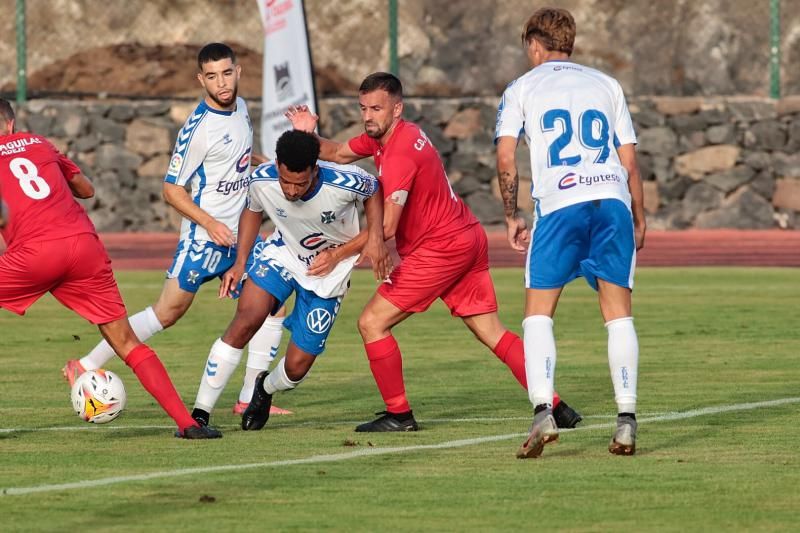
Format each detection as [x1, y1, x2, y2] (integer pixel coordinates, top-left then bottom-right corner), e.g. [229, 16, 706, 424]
[348, 119, 478, 256]
[0, 132, 95, 248]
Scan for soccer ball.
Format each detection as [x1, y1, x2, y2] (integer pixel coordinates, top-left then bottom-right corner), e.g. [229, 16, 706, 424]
[70, 369, 127, 424]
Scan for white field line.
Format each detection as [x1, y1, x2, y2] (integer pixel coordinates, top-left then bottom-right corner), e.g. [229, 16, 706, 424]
[0, 413, 668, 435]
[2, 396, 798, 496]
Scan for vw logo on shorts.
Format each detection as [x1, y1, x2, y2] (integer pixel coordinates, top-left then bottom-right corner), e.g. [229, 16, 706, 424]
[306, 308, 332, 334]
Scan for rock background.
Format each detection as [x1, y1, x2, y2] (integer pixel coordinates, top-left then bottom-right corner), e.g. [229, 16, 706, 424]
[1, 0, 800, 97]
[12, 96, 800, 231]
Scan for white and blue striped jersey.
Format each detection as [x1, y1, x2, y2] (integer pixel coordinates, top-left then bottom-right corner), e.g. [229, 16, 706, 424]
[248, 161, 379, 298]
[164, 97, 253, 242]
[495, 61, 637, 216]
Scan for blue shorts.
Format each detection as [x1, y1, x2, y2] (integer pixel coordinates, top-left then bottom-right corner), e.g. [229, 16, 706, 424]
[167, 237, 264, 294]
[526, 199, 636, 291]
[247, 256, 342, 356]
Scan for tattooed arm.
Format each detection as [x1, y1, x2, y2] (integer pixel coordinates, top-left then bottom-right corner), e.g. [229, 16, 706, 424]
[496, 136, 529, 252]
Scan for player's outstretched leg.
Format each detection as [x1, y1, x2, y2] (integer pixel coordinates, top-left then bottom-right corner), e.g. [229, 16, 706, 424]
[98, 317, 221, 439]
[517, 406, 559, 459]
[122, 344, 222, 439]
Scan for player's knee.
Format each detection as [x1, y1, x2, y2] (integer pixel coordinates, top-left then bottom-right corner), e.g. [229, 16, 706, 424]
[227, 308, 268, 346]
[154, 306, 185, 329]
[356, 311, 374, 339]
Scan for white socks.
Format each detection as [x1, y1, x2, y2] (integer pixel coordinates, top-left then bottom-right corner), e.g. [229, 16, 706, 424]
[263, 357, 305, 395]
[81, 306, 163, 370]
[606, 317, 638, 414]
[522, 315, 556, 408]
[238, 316, 284, 402]
[194, 338, 243, 412]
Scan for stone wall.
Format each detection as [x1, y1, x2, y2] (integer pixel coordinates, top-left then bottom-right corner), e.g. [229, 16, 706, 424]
[2, 1, 800, 98]
[11, 97, 800, 231]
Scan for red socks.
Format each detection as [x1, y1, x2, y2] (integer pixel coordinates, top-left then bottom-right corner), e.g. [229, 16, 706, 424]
[493, 331, 560, 407]
[124, 344, 197, 432]
[364, 335, 410, 414]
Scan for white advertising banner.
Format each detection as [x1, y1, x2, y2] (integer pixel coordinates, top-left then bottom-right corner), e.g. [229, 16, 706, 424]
[257, 0, 317, 158]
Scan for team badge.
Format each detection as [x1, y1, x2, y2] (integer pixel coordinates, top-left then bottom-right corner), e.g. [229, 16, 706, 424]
[321, 211, 336, 224]
[187, 270, 200, 284]
[275, 208, 287, 218]
[168, 153, 184, 177]
[222, 133, 232, 145]
[255, 264, 269, 278]
[306, 308, 332, 334]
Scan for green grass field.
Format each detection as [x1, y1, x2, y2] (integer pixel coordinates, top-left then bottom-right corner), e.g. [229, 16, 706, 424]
[1, 268, 798, 531]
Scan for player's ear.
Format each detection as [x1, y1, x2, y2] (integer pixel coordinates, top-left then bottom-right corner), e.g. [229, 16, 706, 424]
[393, 99, 403, 119]
[196, 71, 205, 88]
[235, 64, 242, 79]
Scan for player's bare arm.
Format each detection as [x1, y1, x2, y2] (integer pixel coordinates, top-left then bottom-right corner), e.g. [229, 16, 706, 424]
[617, 143, 647, 250]
[361, 186, 392, 280]
[496, 135, 529, 252]
[66, 173, 95, 199]
[285, 105, 362, 164]
[219, 207, 261, 298]
[162, 182, 235, 247]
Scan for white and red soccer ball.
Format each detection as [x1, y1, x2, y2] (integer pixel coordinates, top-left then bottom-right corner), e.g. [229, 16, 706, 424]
[70, 369, 127, 424]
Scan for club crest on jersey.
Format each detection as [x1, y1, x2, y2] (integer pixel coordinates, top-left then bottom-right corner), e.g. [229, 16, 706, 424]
[168, 153, 184, 177]
[300, 233, 328, 250]
[235, 148, 252, 173]
[275, 207, 287, 218]
[187, 270, 200, 284]
[306, 308, 332, 334]
[222, 133, 232, 145]
[558, 173, 577, 190]
[320, 211, 336, 224]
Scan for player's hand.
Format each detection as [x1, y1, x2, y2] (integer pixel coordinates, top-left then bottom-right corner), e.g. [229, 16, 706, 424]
[635, 222, 646, 251]
[307, 248, 340, 277]
[285, 105, 319, 133]
[206, 220, 236, 247]
[505, 215, 529, 253]
[219, 264, 246, 298]
[359, 237, 393, 281]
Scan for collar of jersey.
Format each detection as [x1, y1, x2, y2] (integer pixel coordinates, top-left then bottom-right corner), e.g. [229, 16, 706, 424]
[200, 99, 235, 116]
[299, 171, 323, 201]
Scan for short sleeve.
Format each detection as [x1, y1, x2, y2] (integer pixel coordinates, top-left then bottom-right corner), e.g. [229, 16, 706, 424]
[613, 81, 637, 147]
[165, 114, 208, 186]
[381, 155, 417, 195]
[348, 133, 376, 157]
[494, 81, 525, 143]
[246, 174, 264, 213]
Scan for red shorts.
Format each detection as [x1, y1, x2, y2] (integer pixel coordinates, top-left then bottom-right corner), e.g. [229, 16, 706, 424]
[378, 223, 498, 316]
[0, 233, 127, 324]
